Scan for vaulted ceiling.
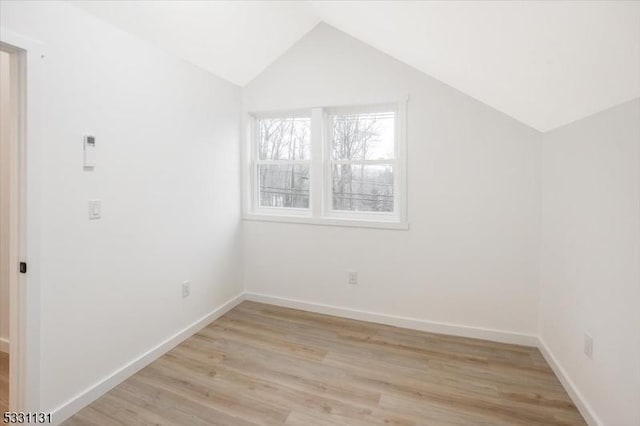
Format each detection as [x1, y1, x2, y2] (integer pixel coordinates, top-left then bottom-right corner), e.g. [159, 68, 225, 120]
[72, 1, 640, 132]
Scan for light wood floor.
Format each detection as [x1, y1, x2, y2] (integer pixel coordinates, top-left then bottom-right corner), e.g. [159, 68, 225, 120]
[0, 352, 8, 414]
[64, 302, 585, 425]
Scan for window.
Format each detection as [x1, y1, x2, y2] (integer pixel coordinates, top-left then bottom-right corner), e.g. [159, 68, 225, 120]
[246, 101, 407, 229]
[329, 109, 396, 214]
[256, 116, 311, 210]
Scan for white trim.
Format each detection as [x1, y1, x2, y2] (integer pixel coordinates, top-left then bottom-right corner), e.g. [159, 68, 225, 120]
[396, 98, 408, 224]
[244, 292, 537, 346]
[250, 109, 311, 119]
[310, 107, 324, 217]
[242, 115, 253, 218]
[45, 293, 594, 426]
[0, 337, 9, 353]
[251, 206, 311, 218]
[537, 337, 602, 426]
[331, 159, 395, 165]
[243, 213, 409, 230]
[244, 99, 408, 228]
[49, 292, 245, 426]
[325, 102, 406, 223]
[243, 293, 593, 424]
[250, 113, 312, 212]
[0, 28, 46, 412]
[256, 159, 310, 165]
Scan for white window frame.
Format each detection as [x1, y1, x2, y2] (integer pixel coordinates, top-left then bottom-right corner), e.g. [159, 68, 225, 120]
[244, 99, 408, 230]
[249, 110, 312, 217]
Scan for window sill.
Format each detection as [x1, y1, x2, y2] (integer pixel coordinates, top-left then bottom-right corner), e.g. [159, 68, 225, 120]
[243, 213, 409, 230]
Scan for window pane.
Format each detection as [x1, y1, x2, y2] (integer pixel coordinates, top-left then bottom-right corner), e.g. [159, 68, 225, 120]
[332, 164, 393, 212]
[332, 111, 395, 160]
[258, 117, 311, 160]
[259, 164, 310, 208]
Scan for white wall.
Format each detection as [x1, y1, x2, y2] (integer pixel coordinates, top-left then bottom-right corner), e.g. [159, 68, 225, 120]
[0, 0, 243, 413]
[243, 24, 541, 338]
[2, 4, 634, 423]
[539, 99, 640, 426]
[0, 50, 10, 351]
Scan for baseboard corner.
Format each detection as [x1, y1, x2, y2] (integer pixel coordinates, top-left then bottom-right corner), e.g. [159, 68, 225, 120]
[49, 291, 245, 425]
[536, 337, 602, 426]
[244, 292, 538, 347]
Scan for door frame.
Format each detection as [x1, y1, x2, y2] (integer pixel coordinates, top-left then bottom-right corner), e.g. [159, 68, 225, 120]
[0, 28, 44, 412]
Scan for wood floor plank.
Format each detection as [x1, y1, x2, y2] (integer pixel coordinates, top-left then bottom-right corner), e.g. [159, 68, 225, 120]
[63, 302, 586, 425]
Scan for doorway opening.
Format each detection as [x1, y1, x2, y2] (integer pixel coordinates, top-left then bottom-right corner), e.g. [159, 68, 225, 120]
[0, 42, 25, 414]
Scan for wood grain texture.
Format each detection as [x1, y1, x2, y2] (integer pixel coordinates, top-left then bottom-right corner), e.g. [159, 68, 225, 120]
[64, 302, 585, 425]
[0, 352, 8, 413]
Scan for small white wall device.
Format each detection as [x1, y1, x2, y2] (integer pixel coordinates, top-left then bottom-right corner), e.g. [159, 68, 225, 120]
[84, 135, 96, 168]
[88, 199, 102, 220]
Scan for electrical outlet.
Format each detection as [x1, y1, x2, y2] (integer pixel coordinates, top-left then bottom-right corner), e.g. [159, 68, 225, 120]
[348, 271, 358, 285]
[182, 281, 191, 298]
[88, 199, 101, 220]
[584, 333, 593, 359]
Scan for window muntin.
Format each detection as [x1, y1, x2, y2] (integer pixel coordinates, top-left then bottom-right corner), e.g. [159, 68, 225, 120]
[255, 116, 311, 209]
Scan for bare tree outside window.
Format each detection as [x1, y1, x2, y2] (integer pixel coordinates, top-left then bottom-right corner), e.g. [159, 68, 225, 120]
[331, 111, 395, 212]
[257, 117, 311, 208]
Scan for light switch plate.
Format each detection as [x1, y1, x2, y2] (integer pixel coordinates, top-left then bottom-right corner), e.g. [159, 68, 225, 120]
[182, 281, 191, 298]
[584, 333, 593, 359]
[88, 200, 101, 220]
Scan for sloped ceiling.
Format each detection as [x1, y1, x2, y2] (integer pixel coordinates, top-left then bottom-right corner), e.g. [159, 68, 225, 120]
[71, 1, 320, 86]
[72, 1, 640, 132]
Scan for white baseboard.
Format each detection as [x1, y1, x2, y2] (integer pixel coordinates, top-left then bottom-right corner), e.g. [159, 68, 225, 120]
[0, 337, 9, 353]
[50, 292, 245, 425]
[537, 337, 602, 426]
[246, 293, 601, 424]
[244, 292, 538, 347]
[46, 291, 598, 426]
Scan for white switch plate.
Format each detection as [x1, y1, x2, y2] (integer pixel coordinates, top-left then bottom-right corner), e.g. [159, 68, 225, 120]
[182, 281, 191, 298]
[88, 200, 101, 220]
[348, 271, 358, 285]
[584, 333, 593, 359]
